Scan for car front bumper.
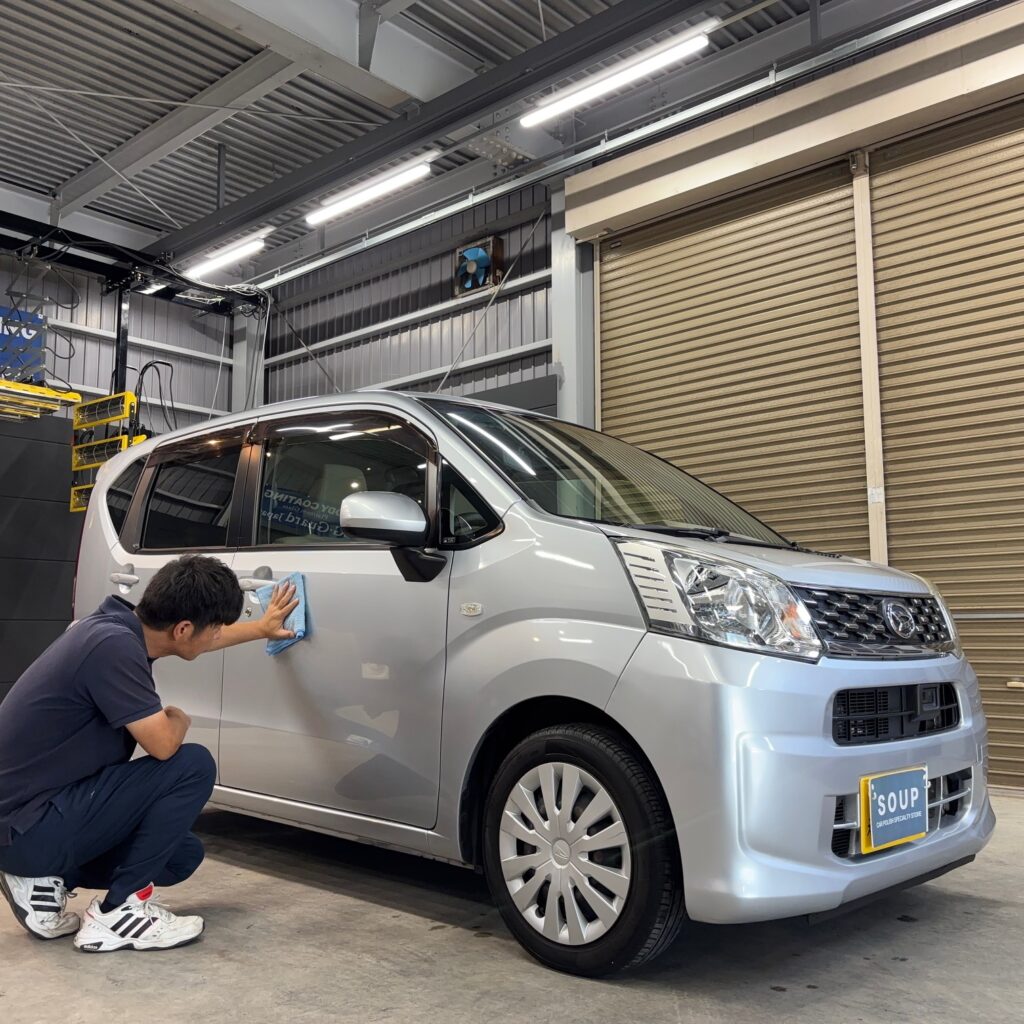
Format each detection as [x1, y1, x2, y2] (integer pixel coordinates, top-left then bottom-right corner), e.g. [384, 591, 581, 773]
[605, 633, 995, 924]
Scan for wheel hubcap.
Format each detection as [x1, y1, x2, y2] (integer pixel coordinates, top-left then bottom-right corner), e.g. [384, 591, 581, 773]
[498, 761, 632, 946]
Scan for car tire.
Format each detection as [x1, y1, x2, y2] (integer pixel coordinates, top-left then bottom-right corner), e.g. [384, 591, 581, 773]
[482, 723, 686, 976]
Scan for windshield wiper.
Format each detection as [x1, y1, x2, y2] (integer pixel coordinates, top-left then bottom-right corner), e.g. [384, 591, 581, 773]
[617, 522, 796, 549]
[716, 534, 797, 551]
[618, 523, 728, 539]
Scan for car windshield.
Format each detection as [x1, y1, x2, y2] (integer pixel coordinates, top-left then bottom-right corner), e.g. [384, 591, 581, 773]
[425, 400, 787, 546]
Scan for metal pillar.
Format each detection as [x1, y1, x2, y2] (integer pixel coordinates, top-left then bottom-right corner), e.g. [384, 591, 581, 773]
[216, 144, 227, 209]
[851, 151, 889, 565]
[810, 0, 822, 44]
[112, 287, 130, 394]
[231, 311, 264, 411]
[550, 190, 595, 427]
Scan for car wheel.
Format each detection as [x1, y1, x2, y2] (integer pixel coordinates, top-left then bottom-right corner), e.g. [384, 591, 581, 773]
[482, 723, 686, 976]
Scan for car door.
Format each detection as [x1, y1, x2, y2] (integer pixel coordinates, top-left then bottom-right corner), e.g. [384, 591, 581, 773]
[218, 408, 452, 829]
[110, 423, 254, 762]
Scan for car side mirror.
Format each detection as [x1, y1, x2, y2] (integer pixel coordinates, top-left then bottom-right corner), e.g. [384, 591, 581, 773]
[339, 491, 428, 546]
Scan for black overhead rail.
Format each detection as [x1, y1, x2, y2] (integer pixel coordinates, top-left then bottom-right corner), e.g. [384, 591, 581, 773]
[0, 210, 260, 315]
[145, 0, 713, 262]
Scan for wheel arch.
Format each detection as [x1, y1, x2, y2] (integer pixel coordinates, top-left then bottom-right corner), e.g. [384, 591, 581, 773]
[457, 695, 675, 866]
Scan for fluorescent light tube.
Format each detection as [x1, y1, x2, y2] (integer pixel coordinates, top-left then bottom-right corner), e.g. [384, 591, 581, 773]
[307, 152, 440, 227]
[520, 22, 717, 128]
[139, 282, 166, 295]
[187, 228, 273, 279]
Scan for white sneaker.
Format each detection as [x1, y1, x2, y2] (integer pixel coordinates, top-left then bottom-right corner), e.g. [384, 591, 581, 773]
[74, 885, 204, 953]
[0, 872, 80, 939]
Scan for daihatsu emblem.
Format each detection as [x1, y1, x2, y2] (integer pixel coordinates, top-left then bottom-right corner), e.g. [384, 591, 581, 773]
[883, 599, 917, 639]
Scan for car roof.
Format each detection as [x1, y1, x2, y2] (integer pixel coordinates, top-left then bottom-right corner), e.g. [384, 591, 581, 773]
[135, 389, 555, 448]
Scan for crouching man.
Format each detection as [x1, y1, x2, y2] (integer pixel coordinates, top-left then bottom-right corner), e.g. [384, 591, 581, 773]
[0, 555, 297, 952]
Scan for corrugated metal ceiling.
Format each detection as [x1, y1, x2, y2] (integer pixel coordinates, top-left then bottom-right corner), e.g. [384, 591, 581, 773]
[0, 0, 256, 192]
[88, 73, 397, 234]
[2, 0, 822, 249]
[401, 0, 814, 66]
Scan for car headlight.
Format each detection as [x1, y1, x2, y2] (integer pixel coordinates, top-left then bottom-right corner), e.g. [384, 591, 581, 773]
[615, 540, 822, 661]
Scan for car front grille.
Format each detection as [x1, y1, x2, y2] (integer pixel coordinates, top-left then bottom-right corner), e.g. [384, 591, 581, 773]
[831, 768, 972, 859]
[832, 684, 960, 745]
[793, 587, 954, 659]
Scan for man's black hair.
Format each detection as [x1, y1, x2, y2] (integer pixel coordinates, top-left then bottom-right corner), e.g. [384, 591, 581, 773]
[136, 555, 243, 631]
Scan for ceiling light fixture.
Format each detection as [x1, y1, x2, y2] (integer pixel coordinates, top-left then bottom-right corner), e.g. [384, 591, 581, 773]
[139, 282, 166, 295]
[520, 19, 719, 128]
[306, 151, 441, 227]
[186, 228, 273, 280]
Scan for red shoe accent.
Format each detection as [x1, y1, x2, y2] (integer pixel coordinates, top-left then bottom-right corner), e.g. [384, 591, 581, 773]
[134, 884, 155, 902]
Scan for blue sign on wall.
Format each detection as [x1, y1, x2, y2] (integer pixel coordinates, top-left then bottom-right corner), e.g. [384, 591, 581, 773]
[0, 306, 46, 383]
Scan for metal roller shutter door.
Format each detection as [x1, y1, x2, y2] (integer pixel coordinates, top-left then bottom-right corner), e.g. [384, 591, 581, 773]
[871, 103, 1024, 788]
[599, 164, 870, 557]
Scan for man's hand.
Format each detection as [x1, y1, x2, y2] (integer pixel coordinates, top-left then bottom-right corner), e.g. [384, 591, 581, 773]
[208, 582, 301, 652]
[258, 582, 299, 640]
[164, 705, 193, 731]
[128, 706, 191, 760]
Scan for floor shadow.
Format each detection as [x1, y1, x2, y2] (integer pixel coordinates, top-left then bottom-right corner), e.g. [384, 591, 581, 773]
[195, 809, 494, 929]
[196, 808, 1004, 992]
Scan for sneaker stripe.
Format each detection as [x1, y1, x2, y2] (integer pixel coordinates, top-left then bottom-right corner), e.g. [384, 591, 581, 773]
[129, 919, 155, 939]
[117, 917, 144, 937]
[111, 913, 135, 933]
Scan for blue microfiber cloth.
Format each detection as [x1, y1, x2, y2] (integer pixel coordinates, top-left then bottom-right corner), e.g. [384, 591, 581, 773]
[255, 572, 308, 656]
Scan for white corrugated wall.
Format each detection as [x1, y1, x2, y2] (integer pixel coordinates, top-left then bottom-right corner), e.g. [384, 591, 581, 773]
[1, 254, 230, 429]
[263, 185, 553, 403]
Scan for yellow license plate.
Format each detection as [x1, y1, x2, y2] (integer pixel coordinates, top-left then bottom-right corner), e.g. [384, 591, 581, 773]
[859, 766, 928, 855]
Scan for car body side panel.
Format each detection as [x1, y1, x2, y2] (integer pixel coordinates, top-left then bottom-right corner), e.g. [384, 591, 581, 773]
[428, 501, 647, 860]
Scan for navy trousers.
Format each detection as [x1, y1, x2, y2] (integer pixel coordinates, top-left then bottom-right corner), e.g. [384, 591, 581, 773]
[0, 744, 215, 907]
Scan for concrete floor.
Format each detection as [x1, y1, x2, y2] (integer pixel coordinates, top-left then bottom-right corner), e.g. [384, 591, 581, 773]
[1, 794, 1021, 1024]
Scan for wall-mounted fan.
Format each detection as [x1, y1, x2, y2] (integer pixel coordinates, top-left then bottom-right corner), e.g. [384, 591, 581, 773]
[454, 237, 503, 296]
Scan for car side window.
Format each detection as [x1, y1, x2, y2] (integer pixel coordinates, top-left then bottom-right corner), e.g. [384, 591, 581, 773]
[106, 458, 145, 537]
[439, 463, 500, 546]
[256, 413, 430, 546]
[140, 434, 244, 550]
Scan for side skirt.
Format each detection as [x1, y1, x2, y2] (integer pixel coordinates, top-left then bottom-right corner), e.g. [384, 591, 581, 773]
[207, 785, 471, 869]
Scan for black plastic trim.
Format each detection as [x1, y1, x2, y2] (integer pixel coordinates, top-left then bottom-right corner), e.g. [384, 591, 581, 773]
[391, 547, 448, 583]
[807, 856, 975, 924]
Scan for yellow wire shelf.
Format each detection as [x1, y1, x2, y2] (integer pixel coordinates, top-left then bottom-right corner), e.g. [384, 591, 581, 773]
[73, 391, 137, 431]
[72, 433, 148, 472]
[70, 483, 94, 513]
[70, 391, 146, 511]
[0, 379, 80, 420]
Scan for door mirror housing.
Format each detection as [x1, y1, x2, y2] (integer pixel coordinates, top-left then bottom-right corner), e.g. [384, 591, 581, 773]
[340, 492, 429, 546]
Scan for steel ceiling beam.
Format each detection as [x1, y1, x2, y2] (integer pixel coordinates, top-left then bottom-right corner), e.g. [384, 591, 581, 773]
[357, 0, 419, 71]
[52, 49, 302, 218]
[0, 182, 159, 251]
[175, 0, 476, 109]
[148, 0, 713, 261]
[377, 0, 418, 19]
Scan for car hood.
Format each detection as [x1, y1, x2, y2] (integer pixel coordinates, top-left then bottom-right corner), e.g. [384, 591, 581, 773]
[596, 524, 931, 594]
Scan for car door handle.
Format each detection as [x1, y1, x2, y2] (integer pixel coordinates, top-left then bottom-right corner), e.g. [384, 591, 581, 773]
[109, 572, 140, 587]
[238, 578, 276, 591]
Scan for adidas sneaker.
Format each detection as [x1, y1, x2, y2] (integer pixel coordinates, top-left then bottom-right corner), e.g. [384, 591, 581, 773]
[74, 885, 204, 953]
[0, 872, 80, 939]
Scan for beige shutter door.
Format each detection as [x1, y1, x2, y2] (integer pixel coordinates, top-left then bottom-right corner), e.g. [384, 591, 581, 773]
[872, 103, 1024, 788]
[599, 164, 870, 557]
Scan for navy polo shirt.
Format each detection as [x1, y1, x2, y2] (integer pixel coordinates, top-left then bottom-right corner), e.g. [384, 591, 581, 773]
[0, 596, 162, 847]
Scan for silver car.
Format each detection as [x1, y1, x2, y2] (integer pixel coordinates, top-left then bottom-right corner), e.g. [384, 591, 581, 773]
[75, 392, 995, 976]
